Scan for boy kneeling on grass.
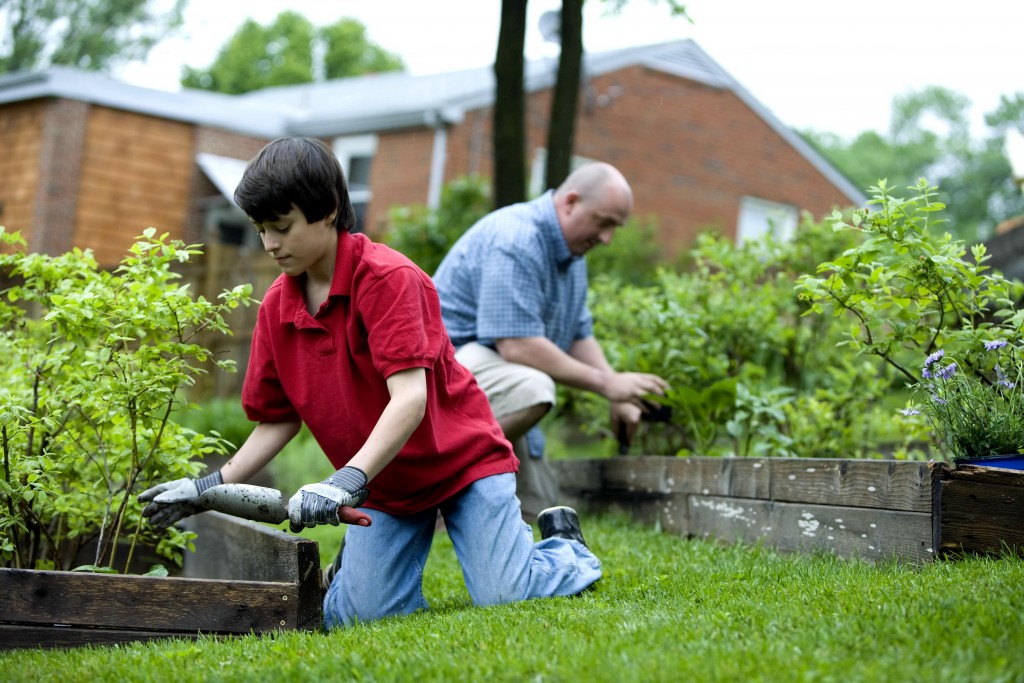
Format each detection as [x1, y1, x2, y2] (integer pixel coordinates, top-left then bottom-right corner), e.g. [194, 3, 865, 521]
[138, 137, 601, 627]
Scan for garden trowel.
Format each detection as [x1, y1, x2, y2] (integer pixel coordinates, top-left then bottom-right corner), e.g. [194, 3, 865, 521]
[195, 483, 372, 527]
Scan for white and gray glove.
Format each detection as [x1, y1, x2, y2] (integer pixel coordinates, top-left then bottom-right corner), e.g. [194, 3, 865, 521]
[287, 466, 369, 533]
[138, 471, 224, 529]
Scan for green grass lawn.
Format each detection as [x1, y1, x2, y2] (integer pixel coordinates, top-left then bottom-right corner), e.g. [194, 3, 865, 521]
[3, 513, 1022, 683]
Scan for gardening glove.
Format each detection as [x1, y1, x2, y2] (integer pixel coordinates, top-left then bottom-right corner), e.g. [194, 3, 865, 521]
[288, 466, 369, 533]
[138, 471, 224, 529]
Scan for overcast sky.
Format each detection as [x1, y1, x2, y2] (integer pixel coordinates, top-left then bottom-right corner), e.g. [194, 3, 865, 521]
[116, 0, 1021, 140]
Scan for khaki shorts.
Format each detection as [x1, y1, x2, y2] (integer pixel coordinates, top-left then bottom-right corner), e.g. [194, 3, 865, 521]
[454, 342, 556, 418]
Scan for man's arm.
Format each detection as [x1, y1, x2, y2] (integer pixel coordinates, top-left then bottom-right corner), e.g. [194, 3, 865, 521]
[495, 335, 667, 406]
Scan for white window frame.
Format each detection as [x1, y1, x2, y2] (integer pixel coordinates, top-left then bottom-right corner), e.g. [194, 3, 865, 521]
[332, 135, 378, 207]
[736, 196, 799, 245]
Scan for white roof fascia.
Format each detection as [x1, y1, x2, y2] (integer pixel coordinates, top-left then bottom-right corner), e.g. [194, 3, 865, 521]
[196, 152, 249, 206]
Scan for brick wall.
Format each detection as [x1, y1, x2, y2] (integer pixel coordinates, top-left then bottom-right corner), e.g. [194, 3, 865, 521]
[363, 128, 436, 236]
[380, 66, 858, 259]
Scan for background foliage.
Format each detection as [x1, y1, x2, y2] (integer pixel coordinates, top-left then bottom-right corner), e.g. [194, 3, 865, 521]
[803, 87, 1024, 243]
[179, 10, 404, 93]
[0, 0, 184, 73]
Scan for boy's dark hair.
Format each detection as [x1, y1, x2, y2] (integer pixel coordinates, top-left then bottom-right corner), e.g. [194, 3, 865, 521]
[233, 137, 356, 232]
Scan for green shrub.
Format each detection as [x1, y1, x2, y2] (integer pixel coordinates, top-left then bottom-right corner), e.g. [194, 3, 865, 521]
[0, 228, 254, 571]
[798, 179, 1024, 460]
[586, 215, 667, 286]
[385, 175, 491, 275]
[563, 214, 920, 459]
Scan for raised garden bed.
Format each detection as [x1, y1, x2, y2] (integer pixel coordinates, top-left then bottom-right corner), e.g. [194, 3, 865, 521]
[554, 456, 1024, 562]
[0, 512, 322, 650]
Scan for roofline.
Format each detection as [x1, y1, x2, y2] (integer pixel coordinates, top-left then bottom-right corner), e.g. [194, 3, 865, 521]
[289, 106, 464, 137]
[679, 42, 867, 207]
[0, 66, 286, 138]
[0, 43, 867, 206]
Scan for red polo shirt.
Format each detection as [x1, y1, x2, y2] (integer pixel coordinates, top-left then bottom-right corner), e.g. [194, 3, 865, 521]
[242, 231, 517, 515]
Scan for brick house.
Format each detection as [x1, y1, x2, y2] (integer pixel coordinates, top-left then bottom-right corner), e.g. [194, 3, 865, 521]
[0, 39, 864, 269]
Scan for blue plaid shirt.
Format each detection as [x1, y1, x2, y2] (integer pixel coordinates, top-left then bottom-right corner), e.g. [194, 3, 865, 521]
[433, 191, 593, 352]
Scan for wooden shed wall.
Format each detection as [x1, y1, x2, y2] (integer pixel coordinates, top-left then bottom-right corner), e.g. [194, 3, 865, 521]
[75, 107, 195, 266]
[0, 100, 43, 245]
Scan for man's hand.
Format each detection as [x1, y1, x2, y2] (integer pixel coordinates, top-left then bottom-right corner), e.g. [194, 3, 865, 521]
[138, 471, 224, 529]
[288, 466, 370, 532]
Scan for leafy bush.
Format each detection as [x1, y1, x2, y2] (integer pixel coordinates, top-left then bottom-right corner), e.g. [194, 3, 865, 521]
[385, 175, 491, 275]
[0, 228, 254, 571]
[565, 214, 919, 458]
[586, 216, 667, 286]
[797, 179, 1024, 460]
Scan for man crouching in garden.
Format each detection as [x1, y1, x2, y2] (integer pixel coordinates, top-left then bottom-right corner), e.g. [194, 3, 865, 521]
[137, 137, 600, 627]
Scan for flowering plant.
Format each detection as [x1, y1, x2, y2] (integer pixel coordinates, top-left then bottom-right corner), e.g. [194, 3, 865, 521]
[903, 340, 1024, 461]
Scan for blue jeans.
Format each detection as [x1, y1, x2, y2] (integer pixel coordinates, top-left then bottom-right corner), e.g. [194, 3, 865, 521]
[322, 473, 601, 628]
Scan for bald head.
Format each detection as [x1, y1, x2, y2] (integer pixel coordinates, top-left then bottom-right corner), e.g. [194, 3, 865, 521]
[554, 162, 633, 212]
[553, 162, 634, 256]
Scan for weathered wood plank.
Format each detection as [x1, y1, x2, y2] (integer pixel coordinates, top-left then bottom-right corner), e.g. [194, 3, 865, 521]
[938, 479, 1024, 557]
[769, 459, 933, 512]
[940, 463, 1024, 488]
[552, 459, 603, 494]
[183, 511, 323, 630]
[665, 457, 771, 498]
[0, 570, 299, 633]
[688, 496, 935, 563]
[601, 456, 669, 495]
[0, 624, 199, 650]
[183, 512, 315, 582]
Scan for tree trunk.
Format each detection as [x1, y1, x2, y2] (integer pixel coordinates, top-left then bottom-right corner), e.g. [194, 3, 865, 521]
[544, 0, 584, 190]
[493, 0, 529, 209]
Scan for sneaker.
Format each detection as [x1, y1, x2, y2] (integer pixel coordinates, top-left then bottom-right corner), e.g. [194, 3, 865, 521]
[322, 539, 345, 588]
[537, 506, 587, 547]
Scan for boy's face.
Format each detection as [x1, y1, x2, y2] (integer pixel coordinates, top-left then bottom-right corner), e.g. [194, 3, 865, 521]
[253, 205, 337, 278]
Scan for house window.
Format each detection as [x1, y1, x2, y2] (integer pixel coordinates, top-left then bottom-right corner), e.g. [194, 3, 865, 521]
[333, 135, 377, 233]
[736, 196, 799, 245]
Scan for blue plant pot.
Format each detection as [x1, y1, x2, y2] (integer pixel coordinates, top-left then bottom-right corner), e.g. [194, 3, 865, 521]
[956, 454, 1024, 470]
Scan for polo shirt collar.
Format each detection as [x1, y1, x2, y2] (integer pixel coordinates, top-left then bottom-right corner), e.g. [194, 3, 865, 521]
[277, 231, 360, 326]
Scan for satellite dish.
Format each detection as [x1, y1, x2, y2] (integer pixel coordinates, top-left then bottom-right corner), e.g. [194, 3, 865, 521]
[539, 10, 561, 44]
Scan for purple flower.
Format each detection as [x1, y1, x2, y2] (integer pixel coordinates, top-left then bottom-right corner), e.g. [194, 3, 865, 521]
[930, 394, 948, 405]
[900, 408, 921, 416]
[935, 362, 957, 380]
[924, 349, 945, 367]
[995, 365, 1015, 389]
[985, 339, 1008, 351]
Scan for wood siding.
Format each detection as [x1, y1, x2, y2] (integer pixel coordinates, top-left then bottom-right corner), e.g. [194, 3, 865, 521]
[0, 100, 44, 245]
[75, 107, 195, 265]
